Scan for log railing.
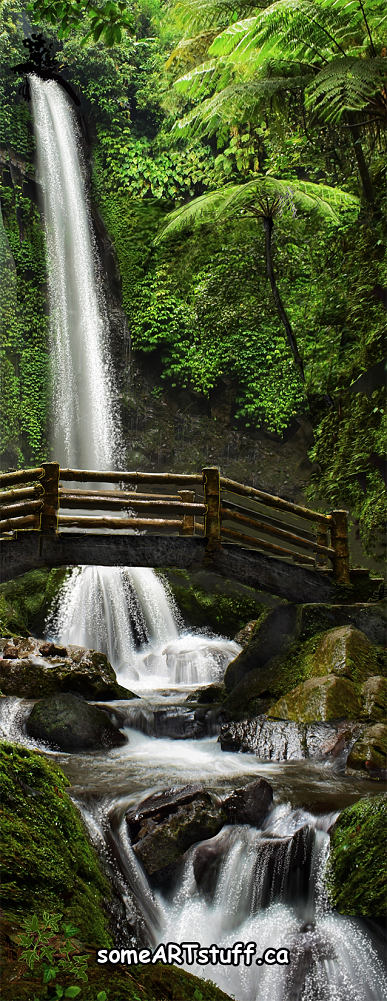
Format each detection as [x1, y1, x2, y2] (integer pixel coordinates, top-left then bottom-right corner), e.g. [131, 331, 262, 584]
[0, 464, 351, 584]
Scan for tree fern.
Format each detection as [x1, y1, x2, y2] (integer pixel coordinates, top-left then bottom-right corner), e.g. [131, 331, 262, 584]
[156, 176, 360, 243]
[306, 55, 387, 122]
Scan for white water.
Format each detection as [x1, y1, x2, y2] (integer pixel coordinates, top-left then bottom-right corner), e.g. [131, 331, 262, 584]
[26, 73, 386, 1001]
[30, 75, 119, 470]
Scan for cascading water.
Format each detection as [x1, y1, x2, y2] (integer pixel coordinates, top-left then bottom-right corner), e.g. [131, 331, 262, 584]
[21, 72, 386, 1001]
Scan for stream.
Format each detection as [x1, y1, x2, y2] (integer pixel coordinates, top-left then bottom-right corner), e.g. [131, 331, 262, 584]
[12, 71, 386, 1001]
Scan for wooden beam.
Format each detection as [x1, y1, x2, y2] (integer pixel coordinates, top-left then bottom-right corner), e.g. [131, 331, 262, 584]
[221, 505, 334, 558]
[60, 468, 203, 485]
[0, 499, 43, 520]
[179, 490, 195, 535]
[0, 467, 44, 487]
[41, 463, 60, 533]
[59, 487, 182, 501]
[59, 495, 205, 515]
[220, 475, 332, 526]
[221, 526, 316, 564]
[0, 514, 39, 532]
[58, 515, 183, 531]
[203, 467, 221, 552]
[0, 484, 44, 504]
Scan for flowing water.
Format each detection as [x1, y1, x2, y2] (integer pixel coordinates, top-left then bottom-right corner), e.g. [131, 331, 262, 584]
[24, 73, 387, 1001]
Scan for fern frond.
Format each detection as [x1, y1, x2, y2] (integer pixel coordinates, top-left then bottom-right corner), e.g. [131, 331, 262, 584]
[165, 32, 219, 71]
[155, 176, 360, 244]
[174, 74, 311, 136]
[306, 55, 387, 122]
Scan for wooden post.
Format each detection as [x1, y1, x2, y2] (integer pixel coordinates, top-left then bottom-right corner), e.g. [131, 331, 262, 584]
[41, 462, 60, 533]
[316, 518, 329, 567]
[331, 510, 350, 585]
[178, 490, 195, 535]
[203, 467, 221, 551]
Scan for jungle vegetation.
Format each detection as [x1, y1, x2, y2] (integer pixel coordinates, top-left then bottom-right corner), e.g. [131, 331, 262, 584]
[0, 0, 386, 551]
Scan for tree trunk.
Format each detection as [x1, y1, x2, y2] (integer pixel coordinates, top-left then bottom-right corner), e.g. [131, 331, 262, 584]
[262, 215, 305, 383]
[347, 116, 374, 205]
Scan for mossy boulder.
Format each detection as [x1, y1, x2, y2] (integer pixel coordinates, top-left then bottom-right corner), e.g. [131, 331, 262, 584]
[26, 694, 128, 751]
[224, 604, 298, 692]
[0, 637, 134, 700]
[0, 741, 112, 942]
[326, 793, 387, 916]
[0, 568, 69, 637]
[307, 626, 378, 685]
[346, 724, 387, 778]
[268, 676, 362, 723]
[160, 568, 268, 638]
[361, 677, 387, 722]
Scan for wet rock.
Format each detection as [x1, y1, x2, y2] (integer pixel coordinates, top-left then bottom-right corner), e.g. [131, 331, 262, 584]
[268, 675, 362, 723]
[346, 723, 387, 779]
[190, 684, 225, 706]
[250, 824, 314, 908]
[223, 778, 273, 826]
[0, 637, 135, 700]
[233, 619, 258, 647]
[219, 715, 361, 763]
[308, 626, 378, 685]
[26, 693, 128, 751]
[193, 829, 234, 897]
[361, 676, 387, 722]
[298, 602, 387, 647]
[126, 785, 227, 886]
[224, 605, 298, 692]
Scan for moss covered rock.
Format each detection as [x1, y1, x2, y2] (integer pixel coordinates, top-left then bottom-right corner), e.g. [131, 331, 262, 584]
[326, 793, 387, 916]
[268, 675, 362, 723]
[307, 626, 378, 684]
[361, 677, 387, 722]
[161, 568, 268, 638]
[346, 724, 387, 778]
[0, 568, 69, 637]
[0, 741, 112, 943]
[0, 637, 134, 699]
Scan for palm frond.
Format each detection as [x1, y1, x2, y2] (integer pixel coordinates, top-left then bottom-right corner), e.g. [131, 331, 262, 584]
[306, 55, 387, 122]
[155, 176, 360, 244]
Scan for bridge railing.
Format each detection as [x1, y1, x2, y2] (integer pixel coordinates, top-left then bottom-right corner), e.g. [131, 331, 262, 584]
[0, 464, 350, 584]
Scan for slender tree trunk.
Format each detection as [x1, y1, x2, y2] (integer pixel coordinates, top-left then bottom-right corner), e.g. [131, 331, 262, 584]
[262, 215, 305, 382]
[347, 116, 374, 204]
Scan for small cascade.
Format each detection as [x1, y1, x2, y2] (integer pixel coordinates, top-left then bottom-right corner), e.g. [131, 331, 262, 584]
[154, 805, 387, 1001]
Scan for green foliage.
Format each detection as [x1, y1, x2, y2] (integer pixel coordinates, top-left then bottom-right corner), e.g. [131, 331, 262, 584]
[28, 0, 134, 46]
[97, 129, 216, 198]
[18, 911, 88, 1000]
[326, 793, 387, 917]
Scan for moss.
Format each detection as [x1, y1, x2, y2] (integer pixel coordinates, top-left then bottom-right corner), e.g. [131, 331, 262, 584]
[0, 567, 69, 637]
[326, 793, 387, 916]
[160, 568, 266, 638]
[0, 742, 112, 946]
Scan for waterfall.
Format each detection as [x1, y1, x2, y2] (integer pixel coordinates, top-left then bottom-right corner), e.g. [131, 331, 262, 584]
[30, 75, 119, 470]
[30, 74, 237, 687]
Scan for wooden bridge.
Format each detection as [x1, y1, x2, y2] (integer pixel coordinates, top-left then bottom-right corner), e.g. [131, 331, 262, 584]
[0, 463, 378, 603]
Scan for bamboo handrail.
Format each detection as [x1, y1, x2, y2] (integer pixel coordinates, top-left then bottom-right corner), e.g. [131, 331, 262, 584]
[58, 515, 184, 531]
[59, 487, 183, 501]
[221, 505, 335, 559]
[0, 513, 40, 532]
[219, 496, 316, 542]
[221, 526, 316, 565]
[0, 484, 44, 503]
[0, 467, 44, 487]
[0, 499, 43, 520]
[59, 496, 205, 515]
[60, 469, 203, 485]
[220, 476, 332, 526]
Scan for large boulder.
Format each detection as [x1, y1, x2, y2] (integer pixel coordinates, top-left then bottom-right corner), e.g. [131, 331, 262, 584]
[224, 605, 298, 692]
[126, 785, 227, 885]
[268, 675, 362, 723]
[219, 716, 360, 765]
[0, 637, 134, 700]
[26, 693, 128, 751]
[325, 793, 387, 916]
[361, 676, 387, 722]
[307, 626, 378, 684]
[346, 723, 387, 779]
